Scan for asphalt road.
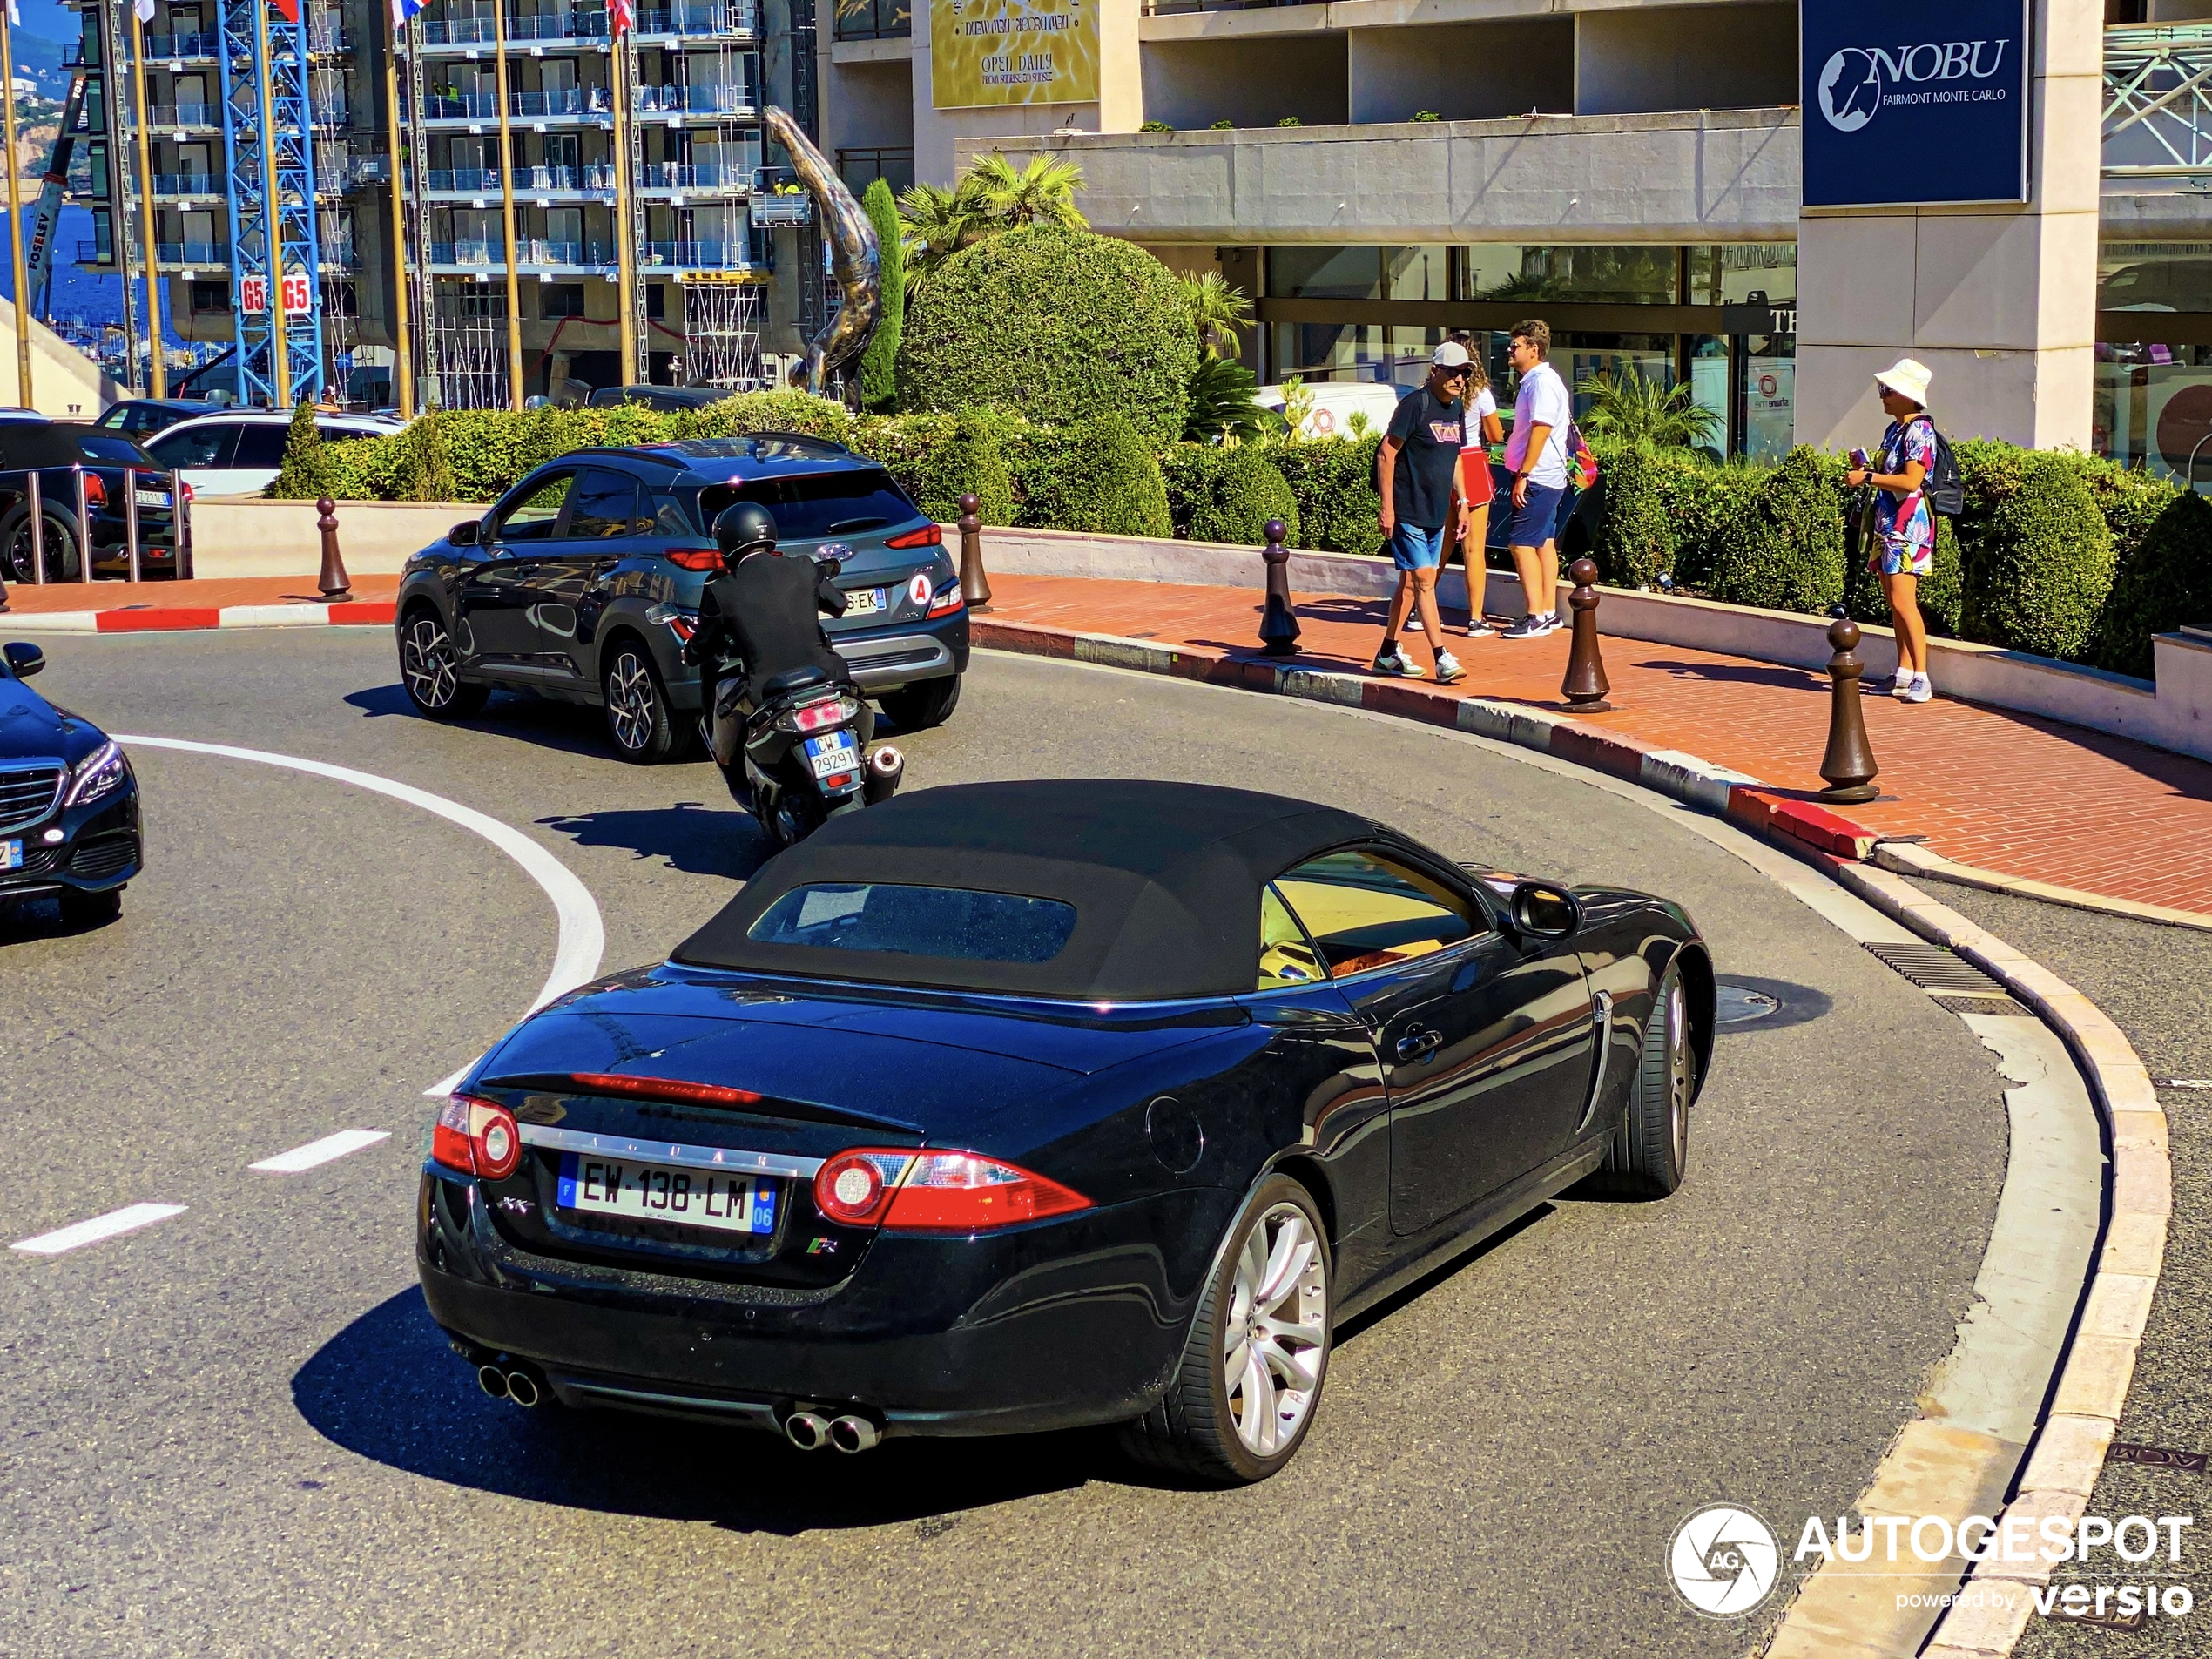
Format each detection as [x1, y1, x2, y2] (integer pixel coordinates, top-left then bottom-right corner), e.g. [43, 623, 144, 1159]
[0, 628, 2013, 1658]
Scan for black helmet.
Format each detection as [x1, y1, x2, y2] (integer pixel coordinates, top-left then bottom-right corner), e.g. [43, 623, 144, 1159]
[714, 501, 778, 560]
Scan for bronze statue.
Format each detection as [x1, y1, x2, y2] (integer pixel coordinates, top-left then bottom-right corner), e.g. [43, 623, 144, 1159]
[763, 106, 880, 399]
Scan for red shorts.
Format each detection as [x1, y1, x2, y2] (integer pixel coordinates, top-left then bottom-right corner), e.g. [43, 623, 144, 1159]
[1458, 450, 1495, 508]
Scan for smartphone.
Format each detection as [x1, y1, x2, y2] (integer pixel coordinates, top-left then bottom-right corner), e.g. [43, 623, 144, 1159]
[1849, 448, 1873, 472]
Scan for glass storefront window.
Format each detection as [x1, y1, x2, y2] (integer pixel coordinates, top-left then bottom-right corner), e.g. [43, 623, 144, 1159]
[1687, 334, 1730, 464]
[1266, 247, 1384, 300]
[1270, 321, 1390, 382]
[1386, 245, 1449, 302]
[1689, 244, 1797, 307]
[1740, 335, 1795, 466]
[2094, 340, 2212, 491]
[2099, 244, 2212, 315]
[1457, 246, 1679, 305]
[1551, 332, 1676, 415]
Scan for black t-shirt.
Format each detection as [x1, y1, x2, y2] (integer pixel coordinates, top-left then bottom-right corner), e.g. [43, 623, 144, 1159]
[693, 552, 850, 693]
[1386, 386, 1466, 532]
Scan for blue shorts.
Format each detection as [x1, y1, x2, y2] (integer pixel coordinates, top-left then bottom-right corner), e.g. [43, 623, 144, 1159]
[1507, 481, 1568, 549]
[1389, 522, 1447, 571]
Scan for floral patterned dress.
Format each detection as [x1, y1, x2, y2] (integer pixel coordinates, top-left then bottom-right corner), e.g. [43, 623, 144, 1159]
[1871, 417, 1936, 577]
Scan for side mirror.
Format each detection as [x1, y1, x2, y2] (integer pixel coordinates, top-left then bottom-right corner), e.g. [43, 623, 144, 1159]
[1509, 880, 1580, 941]
[4, 641, 44, 678]
[448, 518, 482, 546]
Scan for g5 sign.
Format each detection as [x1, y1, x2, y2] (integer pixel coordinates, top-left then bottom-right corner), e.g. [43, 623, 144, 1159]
[1800, 0, 2029, 206]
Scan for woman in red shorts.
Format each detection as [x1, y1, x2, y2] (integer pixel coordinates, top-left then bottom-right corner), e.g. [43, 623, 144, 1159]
[1451, 342, 1507, 637]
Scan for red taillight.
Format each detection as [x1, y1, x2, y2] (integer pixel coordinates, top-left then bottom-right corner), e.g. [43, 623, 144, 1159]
[808, 1148, 1095, 1233]
[790, 697, 853, 732]
[885, 523, 942, 550]
[813, 1150, 914, 1225]
[927, 579, 965, 618]
[434, 1094, 522, 1180]
[563, 1071, 763, 1109]
[180, 480, 195, 503]
[665, 547, 724, 571]
[83, 472, 107, 507]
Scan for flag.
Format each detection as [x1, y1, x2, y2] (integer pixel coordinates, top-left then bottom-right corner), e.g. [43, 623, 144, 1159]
[390, 0, 426, 30]
[273, 0, 300, 21]
[5, 0, 17, 27]
[610, 0, 633, 35]
[134, 0, 156, 24]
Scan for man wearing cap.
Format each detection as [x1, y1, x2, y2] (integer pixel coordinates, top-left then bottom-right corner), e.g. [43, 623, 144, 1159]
[1845, 358, 1937, 703]
[1372, 342, 1473, 684]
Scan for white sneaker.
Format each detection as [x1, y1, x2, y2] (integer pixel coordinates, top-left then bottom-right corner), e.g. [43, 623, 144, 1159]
[1435, 651, 1466, 685]
[1888, 668, 1915, 698]
[1905, 673, 1933, 704]
[1372, 646, 1413, 676]
[1541, 610, 1565, 635]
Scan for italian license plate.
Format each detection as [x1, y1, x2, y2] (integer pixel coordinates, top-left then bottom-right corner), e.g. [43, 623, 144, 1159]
[843, 587, 887, 617]
[134, 489, 171, 508]
[557, 1153, 778, 1235]
[0, 839, 18, 870]
[806, 731, 858, 779]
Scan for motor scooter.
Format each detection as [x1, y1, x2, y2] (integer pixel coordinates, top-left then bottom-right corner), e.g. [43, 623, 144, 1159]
[708, 664, 904, 848]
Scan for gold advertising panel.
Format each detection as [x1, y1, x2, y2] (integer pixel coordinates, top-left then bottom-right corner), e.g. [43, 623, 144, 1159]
[930, 0, 1098, 109]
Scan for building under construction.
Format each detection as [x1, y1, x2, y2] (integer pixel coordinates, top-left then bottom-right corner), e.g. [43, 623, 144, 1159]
[66, 0, 826, 410]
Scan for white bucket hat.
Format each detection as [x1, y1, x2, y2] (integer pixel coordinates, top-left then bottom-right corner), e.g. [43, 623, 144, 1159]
[1874, 358, 1932, 407]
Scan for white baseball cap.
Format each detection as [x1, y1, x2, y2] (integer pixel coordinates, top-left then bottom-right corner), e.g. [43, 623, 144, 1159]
[1431, 342, 1473, 369]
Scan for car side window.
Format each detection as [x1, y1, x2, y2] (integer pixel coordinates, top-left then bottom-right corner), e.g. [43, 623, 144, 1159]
[563, 469, 642, 539]
[1273, 849, 1481, 980]
[647, 486, 695, 536]
[492, 473, 574, 544]
[233, 425, 289, 469]
[148, 423, 239, 469]
[1257, 884, 1326, 990]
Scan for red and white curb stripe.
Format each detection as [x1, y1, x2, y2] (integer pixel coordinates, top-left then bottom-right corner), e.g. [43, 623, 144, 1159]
[16, 600, 397, 633]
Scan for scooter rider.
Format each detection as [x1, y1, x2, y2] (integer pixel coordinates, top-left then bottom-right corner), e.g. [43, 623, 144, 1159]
[685, 501, 873, 767]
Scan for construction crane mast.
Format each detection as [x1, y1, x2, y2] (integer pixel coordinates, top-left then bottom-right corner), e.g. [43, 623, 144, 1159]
[219, 0, 323, 404]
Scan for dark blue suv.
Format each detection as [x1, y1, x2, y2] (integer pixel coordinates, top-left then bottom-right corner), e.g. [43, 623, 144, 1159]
[393, 435, 969, 762]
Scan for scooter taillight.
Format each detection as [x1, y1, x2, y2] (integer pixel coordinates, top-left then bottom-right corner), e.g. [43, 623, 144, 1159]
[787, 695, 858, 732]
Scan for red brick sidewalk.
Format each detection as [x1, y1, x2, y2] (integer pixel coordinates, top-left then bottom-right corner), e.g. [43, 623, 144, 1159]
[0, 574, 401, 615]
[984, 573, 2212, 920]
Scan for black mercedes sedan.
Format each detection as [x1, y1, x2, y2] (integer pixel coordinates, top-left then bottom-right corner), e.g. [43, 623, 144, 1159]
[0, 641, 140, 927]
[392, 434, 969, 763]
[418, 781, 1712, 1484]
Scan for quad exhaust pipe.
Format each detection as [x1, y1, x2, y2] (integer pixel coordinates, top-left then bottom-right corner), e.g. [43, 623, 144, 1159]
[477, 1363, 544, 1408]
[785, 1408, 881, 1453]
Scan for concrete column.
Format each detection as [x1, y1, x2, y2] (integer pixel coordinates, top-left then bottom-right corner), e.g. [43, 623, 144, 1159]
[1795, 0, 2101, 450]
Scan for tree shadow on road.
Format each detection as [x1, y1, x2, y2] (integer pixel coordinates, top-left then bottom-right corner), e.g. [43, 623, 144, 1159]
[294, 1288, 1107, 1533]
[538, 801, 773, 883]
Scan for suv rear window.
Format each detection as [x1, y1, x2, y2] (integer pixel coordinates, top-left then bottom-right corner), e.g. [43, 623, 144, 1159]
[746, 883, 1078, 965]
[712, 469, 921, 542]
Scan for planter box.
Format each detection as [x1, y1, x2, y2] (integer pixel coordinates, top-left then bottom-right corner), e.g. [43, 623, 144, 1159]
[191, 498, 480, 578]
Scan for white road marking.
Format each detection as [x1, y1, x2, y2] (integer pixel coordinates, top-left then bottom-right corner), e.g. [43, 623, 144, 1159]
[12, 1204, 187, 1256]
[250, 1129, 392, 1174]
[113, 735, 606, 1096]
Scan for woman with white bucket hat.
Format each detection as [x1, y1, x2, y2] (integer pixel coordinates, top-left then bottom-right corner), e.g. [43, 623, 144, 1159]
[1845, 357, 1938, 704]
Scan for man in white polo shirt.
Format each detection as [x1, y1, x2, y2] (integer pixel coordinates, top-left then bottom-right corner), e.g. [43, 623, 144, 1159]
[1500, 319, 1571, 639]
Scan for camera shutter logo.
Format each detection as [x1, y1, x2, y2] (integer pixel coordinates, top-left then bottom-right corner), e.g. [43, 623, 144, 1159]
[1818, 49, 1883, 132]
[1669, 1504, 1782, 1617]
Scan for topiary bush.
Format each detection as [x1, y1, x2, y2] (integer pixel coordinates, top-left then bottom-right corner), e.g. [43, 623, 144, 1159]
[1704, 445, 1846, 615]
[1952, 446, 2113, 660]
[1021, 412, 1172, 536]
[1843, 512, 1962, 638]
[895, 224, 1199, 443]
[1586, 440, 1674, 589]
[1164, 444, 1298, 546]
[911, 409, 1016, 526]
[395, 414, 460, 502]
[266, 400, 340, 500]
[2087, 488, 2212, 678]
[858, 177, 903, 414]
[1271, 435, 1383, 556]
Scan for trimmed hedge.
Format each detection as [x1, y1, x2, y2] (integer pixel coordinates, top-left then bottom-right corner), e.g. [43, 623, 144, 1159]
[894, 225, 1198, 443]
[2088, 489, 2212, 678]
[1705, 446, 1846, 616]
[1162, 445, 1298, 547]
[1952, 442, 2114, 660]
[271, 401, 341, 501]
[1586, 440, 1674, 590]
[1020, 413, 1172, 538]
[907, 409, 1016, 526]
[1272, 437, 1384, 557]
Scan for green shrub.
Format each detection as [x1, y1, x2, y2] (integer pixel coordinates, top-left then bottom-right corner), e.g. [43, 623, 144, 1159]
[895, 224, 1199, 443]
[858, 177, 903, 414]
[1705, 446, 1846, 615]
[2088, 489, 2212, 678]
[395, 414, 460, 502]
[1843, 513, 1963, 638]
[1586, 440, 1674, 590]
[1162, 444, 1298, 546]
[1271, 436, 1383, 556]
[910, 409, 1016, 525]
[267, 401, 340, 500]
[1139, 120, 1172, 132]
[1160, 445, 1224, 540]
[1952, 447, 2112, 660]
[1022, 412, 1171, 536]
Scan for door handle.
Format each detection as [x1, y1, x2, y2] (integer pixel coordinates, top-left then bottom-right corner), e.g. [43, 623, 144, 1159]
[1395, 1028, 1441, 1063]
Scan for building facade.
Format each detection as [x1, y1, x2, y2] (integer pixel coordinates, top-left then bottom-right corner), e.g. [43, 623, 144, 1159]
[825, 0, 2212, 485]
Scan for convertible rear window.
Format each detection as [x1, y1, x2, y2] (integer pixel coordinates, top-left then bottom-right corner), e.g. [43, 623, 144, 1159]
[710, 469, 921, 541]
[746, 883, 1078, 964]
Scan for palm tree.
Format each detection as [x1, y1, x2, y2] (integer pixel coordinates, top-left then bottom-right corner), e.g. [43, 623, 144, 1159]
[1184, 354, 1265, 442]
[896, 179, 991, 293]
[966, 153, 1089, 230]
[1179, 272, 1253, 360]
[1578, 364, 1723, 449]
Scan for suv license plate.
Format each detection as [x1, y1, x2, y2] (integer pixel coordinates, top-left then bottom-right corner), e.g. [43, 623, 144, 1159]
[844, 587, 887, 617]
[557, 1153, 777, 1235]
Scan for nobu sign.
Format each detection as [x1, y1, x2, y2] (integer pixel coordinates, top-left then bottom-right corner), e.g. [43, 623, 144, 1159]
[1800, 0, 2030, 207]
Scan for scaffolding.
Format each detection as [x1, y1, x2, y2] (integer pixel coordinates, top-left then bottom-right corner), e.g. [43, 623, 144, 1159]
[681, 273, 764, 386]
[219, 0, 325, 402]
[429, 285, 510, 408]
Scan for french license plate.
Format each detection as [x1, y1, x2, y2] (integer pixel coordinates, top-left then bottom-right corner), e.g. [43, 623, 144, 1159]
[134, 489, 171, 508]
[843, 587, 887, 617]
[0, 839, 18, 870]
[557, 1152, 777, 1235]
[806, 731, 858, 779]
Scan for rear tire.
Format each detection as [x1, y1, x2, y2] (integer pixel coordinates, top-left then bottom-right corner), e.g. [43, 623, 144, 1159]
[1118, 1173, 1331, 1486]
[0, 502, 82, 583]
[398, 609, 489, 718]
[59, 886, 122, 928]
[1585, 962, 1694, 1198]
[878, 675, 961, 732]
[602, 638, 691, 764]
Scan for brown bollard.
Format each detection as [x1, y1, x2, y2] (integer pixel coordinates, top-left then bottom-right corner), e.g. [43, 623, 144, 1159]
[1258, 517, 1300, 658]
[1817, 613, 1881, 804]
[315, 497, 353, 603]
[956, 493, 992, 611]
[1559, 557, 1612, 711]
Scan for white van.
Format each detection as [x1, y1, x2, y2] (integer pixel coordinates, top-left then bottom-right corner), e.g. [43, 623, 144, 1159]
[1255, 381, 1406, 442]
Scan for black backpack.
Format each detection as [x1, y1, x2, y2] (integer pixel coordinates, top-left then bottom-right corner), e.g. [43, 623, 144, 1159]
[1904, 416, 1964, 517]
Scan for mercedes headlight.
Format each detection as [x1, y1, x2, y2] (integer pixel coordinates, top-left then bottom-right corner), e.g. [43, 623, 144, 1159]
[64, 740, 126, 807]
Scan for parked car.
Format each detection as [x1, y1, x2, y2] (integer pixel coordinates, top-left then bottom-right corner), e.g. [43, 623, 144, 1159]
[0, 639, 140, 927]
[0, 421, 182, 583]
[143, 409, 402, 498]
[96, 398, 218, 441]
[586, 384, 741, 413]
[1257, 381, 1405, 440]
[418, 779, 1712, 1482]
[393, 433, 969, 760]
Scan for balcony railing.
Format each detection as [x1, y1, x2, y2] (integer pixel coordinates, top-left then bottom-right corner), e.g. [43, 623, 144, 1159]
[430, 238, 617, 266]
[307, 21, 350, 51]
[426, 160, 759, 192]
[419, 2, 753, 42]
[155, 240, 234, 265]
[635, 83, 757, 115]
[140, 102, 223, 127]
[152, 172, 220, 195]
[423, 84, 756, 119]
[638, 160, 759, 189]
[637, 1, 757, 36]
[641, 239, 751, 267]
[142, 30, 220, 57]
[833, 0, 908, 41]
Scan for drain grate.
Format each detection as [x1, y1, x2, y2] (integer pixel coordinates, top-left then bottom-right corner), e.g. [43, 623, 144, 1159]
[1931, 993, 2033, 1016]
[1862, 941, 2013, 995]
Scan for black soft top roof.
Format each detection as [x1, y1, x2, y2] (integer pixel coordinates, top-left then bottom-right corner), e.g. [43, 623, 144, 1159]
[0, 422, 94, 470]
[674, 780, 1380, 1000]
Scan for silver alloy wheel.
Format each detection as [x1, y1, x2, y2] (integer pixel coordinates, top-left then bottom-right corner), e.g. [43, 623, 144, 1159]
[605, 650, 656, 752]
[1224, 1201, 1327, 1458]
[1665, 976, 1692, 1172]
[401, 616, 459, 709]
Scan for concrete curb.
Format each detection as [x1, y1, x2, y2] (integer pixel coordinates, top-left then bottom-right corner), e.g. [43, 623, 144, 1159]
[1871, 837, 2212, 934]
[4, 600, 397, 632]
[972, 619, 2167, 1659]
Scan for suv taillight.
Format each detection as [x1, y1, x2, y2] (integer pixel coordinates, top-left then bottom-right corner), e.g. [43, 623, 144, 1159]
[885, 523, 942, 550]
[665, 548, 723, 571]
